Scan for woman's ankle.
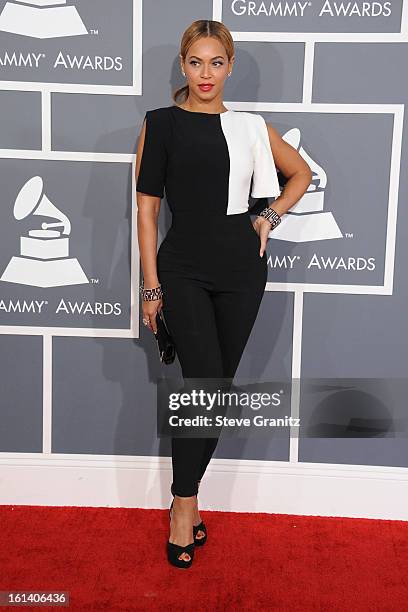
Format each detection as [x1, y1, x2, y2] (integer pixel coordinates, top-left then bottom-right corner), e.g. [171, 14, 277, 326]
[174, 494, 196, 502]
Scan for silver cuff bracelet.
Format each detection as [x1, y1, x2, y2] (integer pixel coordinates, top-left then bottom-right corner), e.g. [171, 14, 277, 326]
[258, 206, 281, 230]
[139, 282, 163, 301]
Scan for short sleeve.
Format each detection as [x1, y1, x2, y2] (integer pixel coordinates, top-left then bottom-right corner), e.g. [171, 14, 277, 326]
[250, 114, 281, 199]
[136, 109, 168, 198]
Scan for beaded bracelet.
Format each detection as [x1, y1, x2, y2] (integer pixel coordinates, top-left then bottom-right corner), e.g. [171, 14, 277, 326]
[139, 281, 163, 301]
[257, 206, 281, 230]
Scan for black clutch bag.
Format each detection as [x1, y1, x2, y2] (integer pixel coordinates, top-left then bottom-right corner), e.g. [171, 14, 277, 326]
[154, 310, 176, 364]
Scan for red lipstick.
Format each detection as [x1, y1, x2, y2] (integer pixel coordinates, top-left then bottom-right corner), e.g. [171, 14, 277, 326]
[198, 84, 214, 92]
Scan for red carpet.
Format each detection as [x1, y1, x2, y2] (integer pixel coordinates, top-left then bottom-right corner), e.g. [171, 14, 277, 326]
[1, 505, 407, 611]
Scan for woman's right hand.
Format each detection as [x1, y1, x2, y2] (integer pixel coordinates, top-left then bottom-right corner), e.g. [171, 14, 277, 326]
[142, 297, 162, 334]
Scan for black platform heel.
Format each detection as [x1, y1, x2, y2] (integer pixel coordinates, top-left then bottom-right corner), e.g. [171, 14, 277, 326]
[167, 540, 195, 569]
[168, 495, 195, 568]
[170, 482, 208, 547]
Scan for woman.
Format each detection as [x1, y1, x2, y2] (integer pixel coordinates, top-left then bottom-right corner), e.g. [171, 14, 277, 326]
[136, 19, 312, 568]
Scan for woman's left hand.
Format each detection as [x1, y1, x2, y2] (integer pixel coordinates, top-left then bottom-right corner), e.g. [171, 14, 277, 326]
[252, 217, 271, 257]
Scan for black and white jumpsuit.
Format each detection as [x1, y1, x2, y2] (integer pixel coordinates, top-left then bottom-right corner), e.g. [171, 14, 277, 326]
[136, 104, 281, 497]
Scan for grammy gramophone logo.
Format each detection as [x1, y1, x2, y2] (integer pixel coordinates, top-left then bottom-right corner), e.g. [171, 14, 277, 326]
[0, 175, 89, 288]
[0, 0, 88, 39]
[270, 127, 343, 243]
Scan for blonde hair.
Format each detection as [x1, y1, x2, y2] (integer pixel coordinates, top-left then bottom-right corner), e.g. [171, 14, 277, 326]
[173, 19, 234, 104]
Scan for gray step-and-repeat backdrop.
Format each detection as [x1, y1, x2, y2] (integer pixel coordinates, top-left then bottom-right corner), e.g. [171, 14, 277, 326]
[1, 0, 407, 514]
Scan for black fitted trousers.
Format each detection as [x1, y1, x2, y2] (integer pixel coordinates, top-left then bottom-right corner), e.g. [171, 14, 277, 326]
[157, 210, 267, 497]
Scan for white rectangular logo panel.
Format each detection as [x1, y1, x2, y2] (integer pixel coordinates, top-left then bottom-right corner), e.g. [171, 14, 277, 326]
[0, 158, 136, 332]
[215, 0, 406, 40]
[0, 0, 141, 93]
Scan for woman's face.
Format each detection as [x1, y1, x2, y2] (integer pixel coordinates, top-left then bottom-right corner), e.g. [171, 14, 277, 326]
[181, 37, 233, 102]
